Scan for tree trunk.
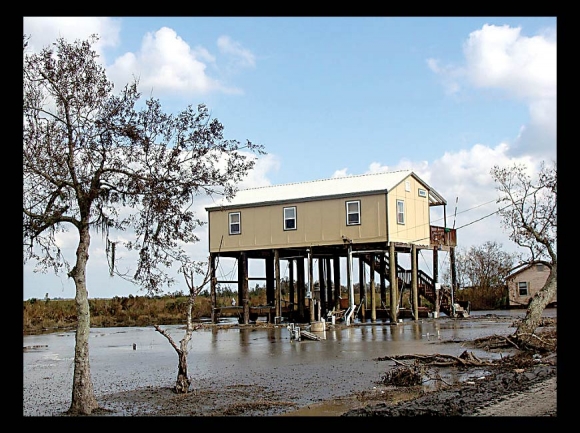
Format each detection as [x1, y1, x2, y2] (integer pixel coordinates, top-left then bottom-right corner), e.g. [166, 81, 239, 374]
[514, 264, 557, 344]
[175, 349, 191, 393]
[68, 226, 99, 415]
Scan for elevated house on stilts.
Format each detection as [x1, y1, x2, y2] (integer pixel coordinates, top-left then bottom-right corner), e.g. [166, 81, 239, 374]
[205, 170, 462, 325]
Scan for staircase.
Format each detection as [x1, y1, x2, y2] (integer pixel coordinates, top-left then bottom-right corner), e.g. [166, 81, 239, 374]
[359, 254, 454, 316]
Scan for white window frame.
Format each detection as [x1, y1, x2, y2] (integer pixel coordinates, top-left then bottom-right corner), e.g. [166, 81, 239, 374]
[405, 180, 411, 192]
[418, 188, 427, 198]
[283, 206, 297, 231]
[346, 200, 361, 226]
[518, 281, 529, 296]
[397, 199, 405, 225]
[229, 212, 241, 235]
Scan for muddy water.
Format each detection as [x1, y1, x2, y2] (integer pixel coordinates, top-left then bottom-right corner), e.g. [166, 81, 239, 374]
[23, 308, 556, 416]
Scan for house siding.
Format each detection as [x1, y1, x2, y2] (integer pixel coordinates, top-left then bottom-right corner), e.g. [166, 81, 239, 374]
[507, 263, 555, 307]
[208, 174, 432, 254]
[387, 176, 430, 247]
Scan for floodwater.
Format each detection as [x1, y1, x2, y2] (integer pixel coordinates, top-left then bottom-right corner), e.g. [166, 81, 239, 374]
[23, 308, 556, 417]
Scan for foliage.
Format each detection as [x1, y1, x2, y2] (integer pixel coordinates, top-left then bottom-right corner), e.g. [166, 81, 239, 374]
[23, 292, 260, 335]
[445, 241, 517, 290]
[454, 285, 508, 310]
[23, 34, 264, 414]
[23, 35, 265, 293]
[23, 295, 201, 334]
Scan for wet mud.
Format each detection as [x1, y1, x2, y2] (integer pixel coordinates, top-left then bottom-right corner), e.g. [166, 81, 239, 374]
[24, 311, 557, 417]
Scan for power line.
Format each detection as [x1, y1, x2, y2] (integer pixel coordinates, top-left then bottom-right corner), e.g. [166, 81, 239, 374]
[454, 199, 521, 230]
[454, 208, 501, 230]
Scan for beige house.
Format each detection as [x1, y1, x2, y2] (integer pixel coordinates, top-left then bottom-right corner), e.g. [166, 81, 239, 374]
[205, 170, 457, 324]
[506, 261, 555, 308]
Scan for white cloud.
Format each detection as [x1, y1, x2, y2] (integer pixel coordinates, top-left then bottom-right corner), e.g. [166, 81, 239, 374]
[429, 24, 557, 160]
[238, 153, 281, 189]
[22, 20, 256, 99]
[463, 25, 556, 101]
[107, 27, 243, 97]
[217, 35, 257, 70]
[426, 58, 463, 95]
[23, 17, 121, 64]
[331, 168, 350, 178]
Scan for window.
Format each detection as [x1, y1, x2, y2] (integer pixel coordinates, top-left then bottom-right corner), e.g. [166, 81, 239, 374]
[229, 212, 241, 235]
[396, 200, 405, 224]
[346, 200, 360, 225]
[418, 188, 427, 198]
[536, 263, 545, 272]
[405, 180, 411, 192]
[518, 281, 529, 296]
[284, 206, 297, 230]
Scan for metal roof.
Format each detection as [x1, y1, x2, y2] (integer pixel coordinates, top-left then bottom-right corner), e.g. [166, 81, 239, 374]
[206, 169, 446, 210]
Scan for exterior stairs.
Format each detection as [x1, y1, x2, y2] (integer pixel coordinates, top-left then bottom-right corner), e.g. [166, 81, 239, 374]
[359, 253, 460, 317]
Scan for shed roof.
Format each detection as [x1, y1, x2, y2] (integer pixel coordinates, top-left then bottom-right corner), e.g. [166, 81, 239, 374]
[206, 169, 446, 210]
[506, 260, 552, 279]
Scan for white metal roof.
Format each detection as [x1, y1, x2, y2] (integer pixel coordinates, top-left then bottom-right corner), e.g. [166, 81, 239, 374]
[206, 169, 446, 210]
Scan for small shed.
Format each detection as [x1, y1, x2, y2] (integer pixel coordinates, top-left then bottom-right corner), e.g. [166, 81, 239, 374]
[506, 261, 555, 308]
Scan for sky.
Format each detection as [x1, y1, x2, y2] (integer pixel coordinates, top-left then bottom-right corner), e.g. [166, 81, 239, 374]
[22, 16, 557, 300]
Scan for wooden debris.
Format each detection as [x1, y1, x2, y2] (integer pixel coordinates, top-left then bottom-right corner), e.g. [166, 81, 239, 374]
[381, 364, 423, 387]
[376, 352, 494, 367]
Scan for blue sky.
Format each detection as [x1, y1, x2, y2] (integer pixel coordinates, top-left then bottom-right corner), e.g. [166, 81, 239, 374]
[23, 16, 557, 300]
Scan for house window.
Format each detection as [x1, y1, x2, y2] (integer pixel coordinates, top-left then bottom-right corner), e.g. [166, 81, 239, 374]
[536, 263, 544, 272]
[229, 212, 241, 235]
[346, 200, 360, 225]
[284, 206, 297, 230]
[518, 281, 529, 296]
[418, 188, 427, 198]
[405, 180, 411, 192]
[397, 200, 405, 224]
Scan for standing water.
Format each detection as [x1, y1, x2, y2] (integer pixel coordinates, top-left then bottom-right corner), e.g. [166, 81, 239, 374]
[23, 308, 556, 416]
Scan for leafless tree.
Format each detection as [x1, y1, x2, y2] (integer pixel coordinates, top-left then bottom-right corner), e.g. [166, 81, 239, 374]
[153, 260, 213, 393]
[491, 161, 557, 346]
[23, 35, 264, 414]
[446, 241, 517, 290]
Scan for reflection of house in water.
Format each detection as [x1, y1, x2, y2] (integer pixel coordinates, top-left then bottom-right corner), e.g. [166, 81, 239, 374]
[506, 261, 555, 308]
[205, 170, 460, 325]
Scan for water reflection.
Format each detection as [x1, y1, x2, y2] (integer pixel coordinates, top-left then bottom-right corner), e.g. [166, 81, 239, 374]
[24, 308, 556, 416]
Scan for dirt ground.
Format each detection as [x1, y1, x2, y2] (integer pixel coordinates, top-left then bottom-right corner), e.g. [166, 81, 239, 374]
[85, 315, 557, 418]
[343, 352, 557, 417]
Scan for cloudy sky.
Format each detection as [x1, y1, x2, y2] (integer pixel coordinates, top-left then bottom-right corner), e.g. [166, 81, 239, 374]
[23, 16, 557, 300]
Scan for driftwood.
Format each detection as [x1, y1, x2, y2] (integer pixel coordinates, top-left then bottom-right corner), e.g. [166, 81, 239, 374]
[377, 351, 494, 368]
[376, 327, 557, 389]
[474, 330, 557, 352]
[377, 351, 496, 388]
[473, 334, 520, 350]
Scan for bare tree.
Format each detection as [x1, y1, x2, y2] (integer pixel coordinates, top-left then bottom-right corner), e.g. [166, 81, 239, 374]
[491, 161, 557, 346]
[450, 241, 517, 290]
[153, 260, 212, 394]
[23, 35, 264, 414]
[441, 241, 516, 310]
